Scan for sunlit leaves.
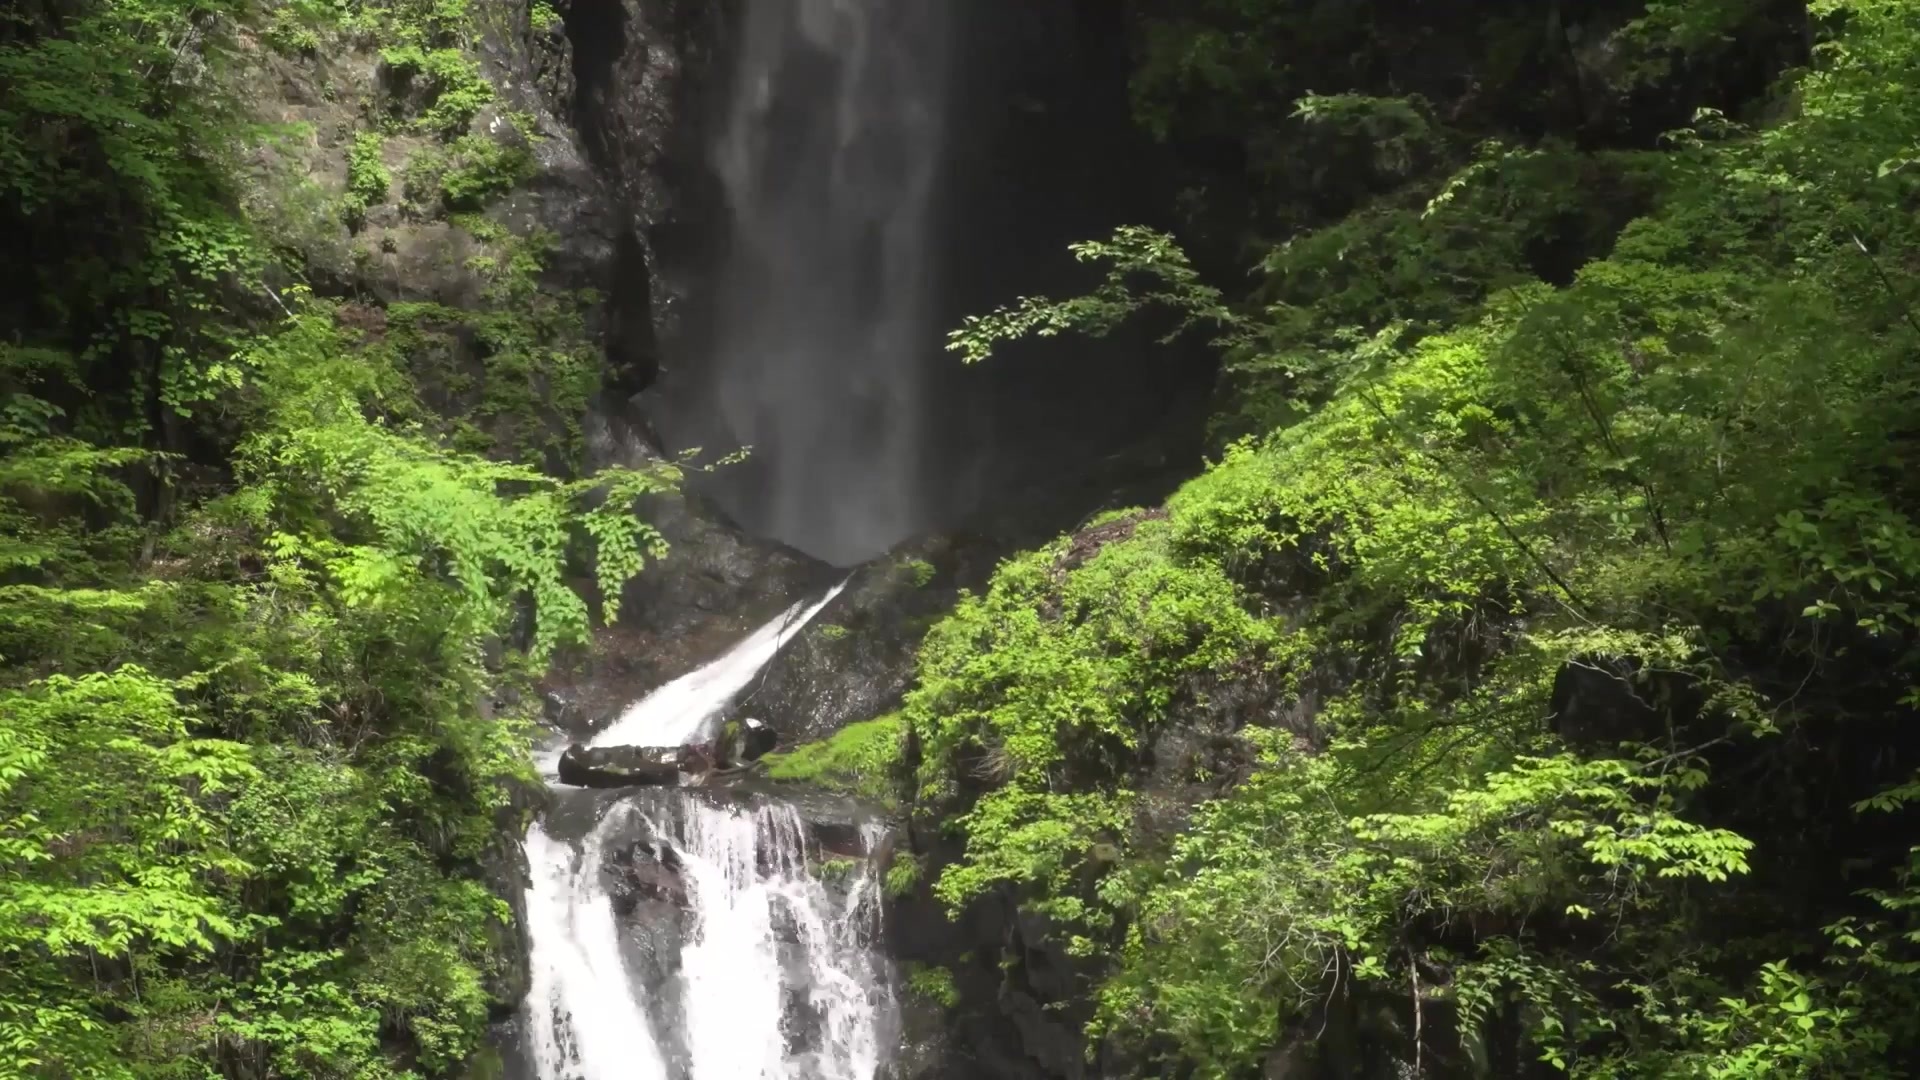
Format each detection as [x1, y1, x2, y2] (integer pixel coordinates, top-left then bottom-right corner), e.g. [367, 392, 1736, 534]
[0, 0, 671, 1067]
[911, 1, 1920, 1075]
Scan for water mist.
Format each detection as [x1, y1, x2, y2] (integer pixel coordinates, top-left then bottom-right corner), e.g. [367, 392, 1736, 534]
[701, 0, 951, 565]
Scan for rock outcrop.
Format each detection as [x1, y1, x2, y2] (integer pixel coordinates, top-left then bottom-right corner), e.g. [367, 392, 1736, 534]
[541, 443, 839, 739]
[723, 531, 1003, 747]
[724, 438, 1199, 754]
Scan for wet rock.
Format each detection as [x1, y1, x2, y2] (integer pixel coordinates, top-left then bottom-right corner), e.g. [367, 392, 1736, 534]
[563, 0, 728, 348]
[882, 860, 1097, 1080]
[884, 988, 956, 1080]
[683, 782, 888, 862]
[541, 688, 582, 731]
[717, 716, 779, 766]
[556, 743, 693, 789]
[720, 530, 1004, 749]
[606, 833, 688, 911]
[476, 831, 535, 1017]
[781, 976, 829, 1060]
[541, 434, 839, 737]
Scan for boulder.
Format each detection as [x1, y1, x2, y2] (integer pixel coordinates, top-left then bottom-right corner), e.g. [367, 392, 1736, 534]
[716, 716, 779, 767]
[555, 743, 692, 789]
[606, 833, 689, 911]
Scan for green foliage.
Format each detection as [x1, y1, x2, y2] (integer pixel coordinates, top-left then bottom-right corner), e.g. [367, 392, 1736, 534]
[370, 0, 493, 139]
[948, 226, 1239, 367]
[912, 0, 1920, 1074]
[814, 856, 858, 883]
[400, 145, 450, 212]
[1092, 738, 1756, 1075]
[344, 130, 391, 224]
[904, 519, 1279, 946]
[903, 964, 960, 1009]
[0, 296, 674, 1078]
[884, 852, 922, 898]
[397, 135, 535, 218]
[762, 714, 905, 809]
[381, 223, 600, 470]
[438, 134, 535, 211]
[384, 45, 492, 137]
[894, 556, 937, 588]
[0, 0, 671, 1075]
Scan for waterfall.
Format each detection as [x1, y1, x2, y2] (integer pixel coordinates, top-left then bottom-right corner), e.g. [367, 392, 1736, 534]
[521, 588, 893, 1080]
[594, 585, 845, 750]
[524, 815, 673, 1078]
[699, 0, 952, 565]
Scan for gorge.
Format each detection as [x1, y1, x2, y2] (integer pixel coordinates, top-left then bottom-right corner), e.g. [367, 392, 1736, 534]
[510, 3, 1011, 1075]
[8, 1, 1920, 1079]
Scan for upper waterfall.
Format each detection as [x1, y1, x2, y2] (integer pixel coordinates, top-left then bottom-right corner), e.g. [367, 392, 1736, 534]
[701, 0, 950, 566]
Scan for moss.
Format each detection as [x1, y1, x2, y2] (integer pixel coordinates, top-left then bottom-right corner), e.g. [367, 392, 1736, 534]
[761, 713, 905, 807]
[816, 623, 849, 641]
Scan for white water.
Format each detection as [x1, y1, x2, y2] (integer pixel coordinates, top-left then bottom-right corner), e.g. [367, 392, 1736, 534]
[594, 583, 846, 750]
[651, 798, 888, 1079]
[521, 587, 891, 1080]
[524, 815, 672, 1078]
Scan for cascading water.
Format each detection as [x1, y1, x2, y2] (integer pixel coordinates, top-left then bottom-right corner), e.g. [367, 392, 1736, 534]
[696, 0, 951, 565]
[520, 586, 895, 1080]
[518, 0, 948, 1071]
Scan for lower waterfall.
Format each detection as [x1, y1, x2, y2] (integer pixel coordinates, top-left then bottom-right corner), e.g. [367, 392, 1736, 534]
[520, 587, 894, 1080]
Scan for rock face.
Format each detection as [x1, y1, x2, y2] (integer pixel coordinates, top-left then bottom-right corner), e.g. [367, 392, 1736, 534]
[724, 439, 1199, 751]
[542, 430, 839, 740]
[880, 841, 1101, 1080]
[561, 0, 729, 372]
[723, 530, 1001, 746]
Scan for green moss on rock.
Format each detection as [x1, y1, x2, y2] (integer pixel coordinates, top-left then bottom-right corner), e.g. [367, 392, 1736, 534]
[761, 713, 906, 808]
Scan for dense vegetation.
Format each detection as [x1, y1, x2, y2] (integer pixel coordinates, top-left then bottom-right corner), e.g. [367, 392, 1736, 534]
[0, 0, 666, 1075]
[899, 0, 1920, 1076]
